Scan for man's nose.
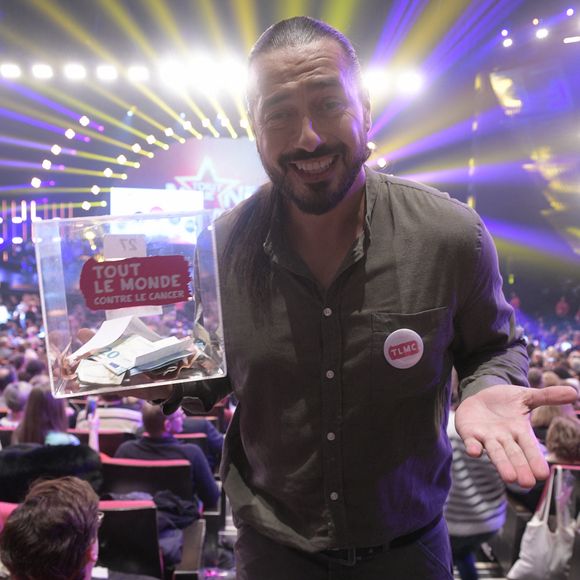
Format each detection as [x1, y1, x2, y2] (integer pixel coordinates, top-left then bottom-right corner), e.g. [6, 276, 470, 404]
[295, 116, 324, 152]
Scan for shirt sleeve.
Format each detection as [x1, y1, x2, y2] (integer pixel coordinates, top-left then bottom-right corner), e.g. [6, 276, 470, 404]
[452, 217, 529, 400]
[187, 444, 220, 508]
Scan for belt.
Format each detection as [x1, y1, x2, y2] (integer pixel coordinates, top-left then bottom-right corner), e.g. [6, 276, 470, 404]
[319, 513, 442, 567]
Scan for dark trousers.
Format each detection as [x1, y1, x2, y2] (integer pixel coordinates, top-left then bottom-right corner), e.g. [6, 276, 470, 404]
[235, 518, 454, 580]
[450, 532, 495, 580]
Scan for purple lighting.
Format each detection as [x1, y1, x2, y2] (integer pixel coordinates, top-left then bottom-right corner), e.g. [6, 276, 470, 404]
[0, 108, 66, 135]
[370, 0, 428, 66]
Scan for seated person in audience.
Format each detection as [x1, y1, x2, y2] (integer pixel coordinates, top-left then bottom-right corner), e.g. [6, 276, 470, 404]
[0, 476, 101, 580]
[0, 381, 32, 428]
[546, 415, 580, 464]
[115, 403, 220, 510]
[527, 367, 543, 389]
[530, 403, 576, 444]
[182, 415, 224, 471]
[0, 366, 16, 407]
[11, 384, 80, 446]
[75, 393, 143, 434]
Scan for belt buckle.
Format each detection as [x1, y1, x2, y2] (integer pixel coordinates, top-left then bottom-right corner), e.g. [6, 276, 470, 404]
[330, 547, 357, 566]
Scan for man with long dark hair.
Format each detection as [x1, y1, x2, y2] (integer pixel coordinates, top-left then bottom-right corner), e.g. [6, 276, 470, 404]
[149, 16, 576, 578]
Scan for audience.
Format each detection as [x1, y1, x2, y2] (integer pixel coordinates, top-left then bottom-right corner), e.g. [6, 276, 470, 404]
[75, 393, 143, 434]
[0, 381, 32, 428]
[115, 403, 220, 510]
[530, 403, 576, 444]
[182, 415, 224, 471]
[546, 416, 580, 464]
[11, 384, 79, 446]
[0, 476, 101, 580]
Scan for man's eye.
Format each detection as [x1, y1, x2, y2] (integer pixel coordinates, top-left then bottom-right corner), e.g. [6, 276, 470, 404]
[320, 100, 345, 114]
[264, 110, 292, 127]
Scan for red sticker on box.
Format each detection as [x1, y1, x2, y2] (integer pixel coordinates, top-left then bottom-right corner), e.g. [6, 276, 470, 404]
[79, 255, 191, 311]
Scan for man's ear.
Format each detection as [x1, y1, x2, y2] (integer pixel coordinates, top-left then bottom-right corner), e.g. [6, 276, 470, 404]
[361, 86, 372, 133]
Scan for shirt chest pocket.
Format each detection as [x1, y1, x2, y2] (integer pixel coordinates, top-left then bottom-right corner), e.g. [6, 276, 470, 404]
[370, 307, 451, 399]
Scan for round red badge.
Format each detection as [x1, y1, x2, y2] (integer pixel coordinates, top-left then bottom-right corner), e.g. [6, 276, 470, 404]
[383, 328, 424, 369]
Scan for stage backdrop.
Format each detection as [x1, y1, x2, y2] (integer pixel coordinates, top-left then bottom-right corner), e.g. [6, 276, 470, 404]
[111, 137, 268, 215]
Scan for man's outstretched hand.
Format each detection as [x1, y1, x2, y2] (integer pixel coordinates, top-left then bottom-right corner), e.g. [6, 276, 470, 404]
[455, 384, 577, 488]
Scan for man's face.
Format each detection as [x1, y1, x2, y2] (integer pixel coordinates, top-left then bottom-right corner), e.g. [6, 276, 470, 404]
[248, 38, 371, 215]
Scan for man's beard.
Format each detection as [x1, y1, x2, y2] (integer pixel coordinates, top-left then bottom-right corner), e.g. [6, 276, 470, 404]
[260, 140, 369, 216]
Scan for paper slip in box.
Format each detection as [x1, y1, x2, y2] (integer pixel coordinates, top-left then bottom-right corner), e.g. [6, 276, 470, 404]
[34, 210, 226, 398]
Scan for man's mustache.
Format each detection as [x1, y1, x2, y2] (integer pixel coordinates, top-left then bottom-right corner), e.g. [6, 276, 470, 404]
[278, 144, 345, 167]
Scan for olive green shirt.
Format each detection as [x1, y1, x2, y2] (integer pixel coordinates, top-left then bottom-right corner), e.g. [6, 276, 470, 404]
[181, 167, 528, 552]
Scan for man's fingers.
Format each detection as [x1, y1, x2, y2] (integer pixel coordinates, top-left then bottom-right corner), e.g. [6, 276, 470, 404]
[525, 385, 577, 410]
[482, 439, 518, 484]
[516, 430, 550, 482]
[462, 437, 484, 458]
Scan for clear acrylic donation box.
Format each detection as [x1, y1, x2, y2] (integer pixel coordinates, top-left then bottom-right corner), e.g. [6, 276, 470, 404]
[33, 211, 226, 398]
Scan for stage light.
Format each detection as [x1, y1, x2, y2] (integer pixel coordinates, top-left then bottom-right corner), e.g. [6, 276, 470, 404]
[79, 115, 90, 126]
[131, 143, 141, 153]
[12, 217, 22, 224]
[121, 173, 128, 180]
[182, 120, 192, 131]
[501, 29, 509, 37]
[377, 158, 387, 168]
[96, 65, 118, 81]
[12, 237, 23, 245]
[164, 127, 174, 137]
[363, 68, 391, 98]
[32, 64, 53, 79]
[82, 201, 91, 211]
[397, 71, 424, 95]
[146, 134, 156, 144]
[532, 18, 540, 26]
[116, 154, 127, 164]
[536, 28, 549, 39]
[566, 8, 574, 16]
[367, 141, 377, 150]
[134, 162, 140, 168]
[201, 118, 211, 127]
[42, 159, 52, 170]
[127, 65, 149, 82]
[0, 63, 21, 79]
[91, 185, 100, 195]
[65, 128, 76, 139]
[564, 35, 580, 43]
[31, 177, 41, 188]
[240, 118, 249, 129]
[503, 38, 514, 48]
[51, 144, 62, 155]
[127, 109, 134, 117]
[64, 63, 87, 80]
[103, 168, 113, 177]
[159, 60, 187, 87]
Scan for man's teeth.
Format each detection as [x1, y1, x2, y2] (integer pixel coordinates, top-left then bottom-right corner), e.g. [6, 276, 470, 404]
[293, 157, 334, 173]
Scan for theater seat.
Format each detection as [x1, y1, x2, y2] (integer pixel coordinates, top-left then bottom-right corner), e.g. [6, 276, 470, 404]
[68, 428, 136, 457]
[0, 426, 14, 448]
[98, 500, 164, 579]
[99, 454, 193, 500]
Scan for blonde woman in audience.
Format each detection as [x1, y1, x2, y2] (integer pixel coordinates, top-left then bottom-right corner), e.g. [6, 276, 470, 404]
[531, 403, 576, 444]
[546, 416, 580, 464]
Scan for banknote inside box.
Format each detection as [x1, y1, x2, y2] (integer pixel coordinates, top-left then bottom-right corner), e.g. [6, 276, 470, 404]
[33, 211, 226, 398]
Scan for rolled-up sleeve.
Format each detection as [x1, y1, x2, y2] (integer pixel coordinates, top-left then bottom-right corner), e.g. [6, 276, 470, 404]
[453, 218, 529, 400]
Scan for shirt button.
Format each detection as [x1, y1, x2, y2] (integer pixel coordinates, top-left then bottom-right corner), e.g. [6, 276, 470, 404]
[323, 307, 333, 317]
[325, 370, 335, 379]
[327, 432, 336, 441]
[330, 492, 339, 501]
